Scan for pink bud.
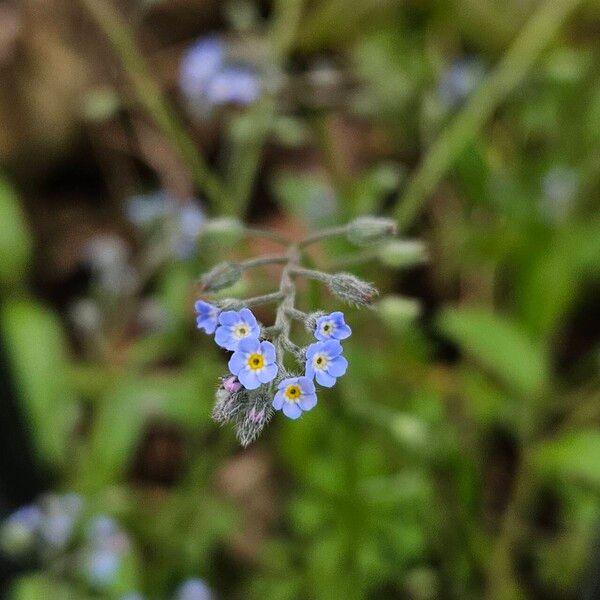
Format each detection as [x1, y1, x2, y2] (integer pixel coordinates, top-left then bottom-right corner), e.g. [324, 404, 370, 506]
[223, 376, 242, 393]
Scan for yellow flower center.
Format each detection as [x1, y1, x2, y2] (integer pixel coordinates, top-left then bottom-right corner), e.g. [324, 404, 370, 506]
[313, 353, 328, 370]
[284, 384, 302, 401]
[233, 323, 249, 339]
[247, 353, 264, 371]
[322, 321, 334, 334]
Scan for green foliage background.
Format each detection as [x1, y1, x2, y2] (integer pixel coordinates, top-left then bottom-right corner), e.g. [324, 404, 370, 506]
[0, 0, 599, 598]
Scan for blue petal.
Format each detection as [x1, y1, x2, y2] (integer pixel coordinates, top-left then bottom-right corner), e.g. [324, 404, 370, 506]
[327, 356, 348, 377]
[272, 391, 285, 410]
[322, 339, 342, 358]
[218, 310, 239, 326]
[260, 340, 276, 363]
[239, 308, 257, 328]
[298, 393, 317, 411]
[278, 377, 296, 390]
[196, 316, 216, 334]
[228, 352, 246, 375]
[305, 361, 315, 379]
[335, 323, 352, 339]
[306, 342, 321, 360]
[194, 300, 214, 314]
[214, 326, 235, 350]
[238, 368, 261, 390]
[282, 402, 302, 419]
[316, 370, 336, 387]
[298, 376, 315, 395]
[238, 336, 260, 354]
[257, 363, 278, 384]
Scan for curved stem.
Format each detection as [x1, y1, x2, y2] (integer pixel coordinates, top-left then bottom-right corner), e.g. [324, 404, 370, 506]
[299, 225, 348, 248]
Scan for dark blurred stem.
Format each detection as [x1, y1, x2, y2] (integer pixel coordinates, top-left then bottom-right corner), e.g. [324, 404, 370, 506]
[224, 0, 304, 215]
[486, 453, 533, 599]
[244, 227, 292, 246]
[394, 0, 585, 231]
[77, 0, 227, 212]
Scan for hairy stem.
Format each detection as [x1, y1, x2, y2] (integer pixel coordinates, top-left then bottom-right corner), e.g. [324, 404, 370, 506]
[288, 266, 330, 283]
[274, 245, 300, 365]
[240, 255, 288, 270]
[299, 225, 348, 248]
[244, 227, 292, 246]
[218, 292, 285, 310]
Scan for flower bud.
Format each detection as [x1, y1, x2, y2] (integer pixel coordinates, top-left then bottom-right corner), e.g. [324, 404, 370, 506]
[234, 390, 273, 447]
[200, 261, 242, 292]
[212, 383, 247, 425]
[378, 240, 427, 269]
[377, 295, 421, 330]
[327, 273, 378, 306]
[347, 216, 397, 246]
[202, 217, 244, 240]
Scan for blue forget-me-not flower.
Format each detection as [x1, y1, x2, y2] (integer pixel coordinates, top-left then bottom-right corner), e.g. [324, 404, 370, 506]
[305, 340, 348, 387]
[228, 337, 278, 390]
[215, 308, 260, 350]
[314, 311, 352, 341]
[272, 376, 317, 420]
[195, 300, 220, 334]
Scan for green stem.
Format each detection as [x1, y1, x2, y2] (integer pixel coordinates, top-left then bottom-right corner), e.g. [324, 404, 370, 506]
[244, 227, 292, 246]
[299, 225, 348, 248]
[218, 291, 285, 310]
[78, 0, 227, 211]
[288, 266, 330, 283]
[240, 255, 288, 270]
[394, 0, 585, 231]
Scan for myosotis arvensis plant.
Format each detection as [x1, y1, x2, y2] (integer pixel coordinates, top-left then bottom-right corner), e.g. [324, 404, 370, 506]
[195, 216, 397, 446]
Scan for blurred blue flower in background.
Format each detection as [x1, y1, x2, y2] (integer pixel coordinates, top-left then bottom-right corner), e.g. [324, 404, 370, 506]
[82, 514, 131, 589]
[205, 66, 260, 105]
[38, 493, 83, 551]
[175, 578, 213, 600]
[0, 505, 42, 554]
[126, 192, 206, 259]
[540, 165, 579, 223]
[438, 57, 484, 108]
[179, 35, 261, 111]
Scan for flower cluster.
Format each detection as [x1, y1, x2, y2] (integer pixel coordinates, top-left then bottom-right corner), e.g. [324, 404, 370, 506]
[179, 36, 260, 113]
[194, 216, 398, 446]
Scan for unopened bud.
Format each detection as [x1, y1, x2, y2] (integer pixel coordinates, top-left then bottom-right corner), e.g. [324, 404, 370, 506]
[377, 295, 421, 330]
[378, 240, 427, 269]
[212, 383, 247, 425]
[327, 272, 378, 306]
[347, 216, 397, 246]
[234, 391, 273, 447]
[202, 217, 244, 240]
[200, 261, 242, 292]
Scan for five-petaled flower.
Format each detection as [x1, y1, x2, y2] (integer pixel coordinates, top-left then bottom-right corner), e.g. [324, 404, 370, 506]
[215, 308, 260, 350]
[314, 311, 352, 342]
[272, 376, 317, 420]
[228, 337, 278, 390]
[195, 300, 220, 334]
[305, 340, 348, 387]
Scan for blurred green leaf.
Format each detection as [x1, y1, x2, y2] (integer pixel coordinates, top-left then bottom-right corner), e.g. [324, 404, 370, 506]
[9, 574, 78, 600]
[437, 307, 548, 397]
[0, 177, 32, 286]
[533, 430, 600, 487]
[1, 300, 78, 468]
